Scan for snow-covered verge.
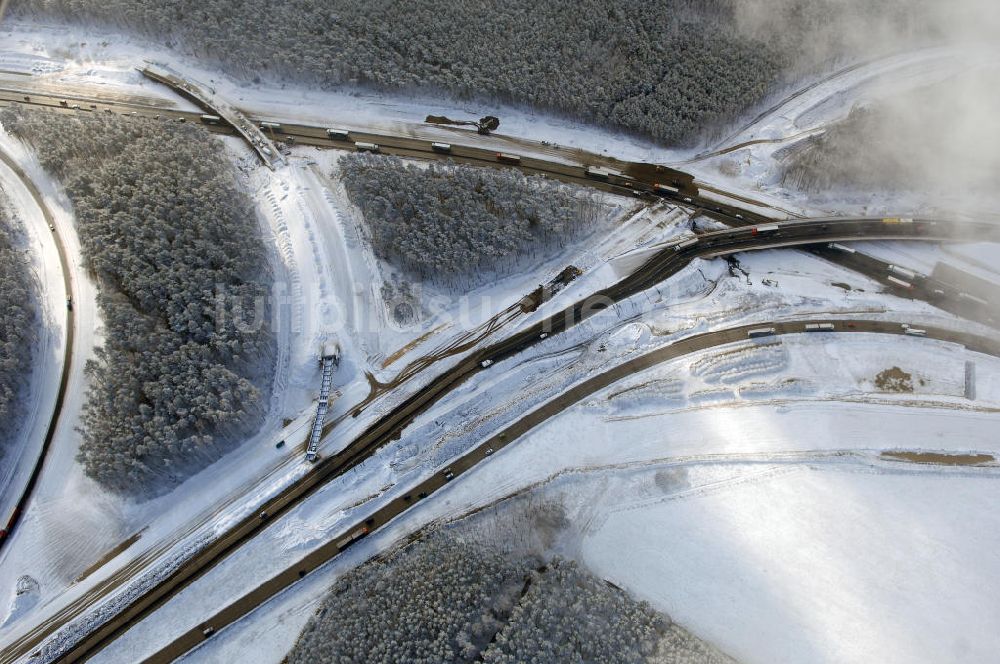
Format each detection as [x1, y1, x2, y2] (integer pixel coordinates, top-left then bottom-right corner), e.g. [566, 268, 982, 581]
[155, 357, 1000, 664]
[0, 18, 996, 664]
[0, 21, 688, 163]
[0, 133, 329, 643]
[685, 44, 1000, 218]
[0, 127, 107, 617]
[84, 236, 1000, 663]
[0, 144, 61, 531]
[579, 460, 1000, 664]
[317, 150, 633, 371]
[0, 60, 636, 657]
[4, 20, 996, 225]
[0, 87, 635, 654]
[0, 125, 309, 640]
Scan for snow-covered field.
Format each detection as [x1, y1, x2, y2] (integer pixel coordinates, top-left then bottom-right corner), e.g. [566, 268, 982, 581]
[87, 240, 1000, 663]
[0, 17, 998, 664]
[150, 340, 1000, 664]
[583, 461, 1000, 664]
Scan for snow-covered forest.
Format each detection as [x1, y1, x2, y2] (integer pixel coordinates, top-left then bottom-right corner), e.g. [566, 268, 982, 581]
[288, 534, 536, 663]
[340, 154, 601, 290]
[10, 0, 786, 145]
[781, 71, 1000, 196]
[0, 196, 37, 451]
[288, 529, 730, 663]
[484, 559, 664, 663]
[0, 108, 274, 497]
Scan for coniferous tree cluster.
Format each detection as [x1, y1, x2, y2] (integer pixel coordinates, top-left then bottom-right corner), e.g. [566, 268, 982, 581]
[781, 71, 1000, 196]
[287, 528, 733, 663]
[0, 199, 37, 449]
[0, 107, 274, 497]
[11, 0, 785, 145]
[484, 559, 664, 663]
[340, 154, 600, 290]
[287, 534, 536, 664]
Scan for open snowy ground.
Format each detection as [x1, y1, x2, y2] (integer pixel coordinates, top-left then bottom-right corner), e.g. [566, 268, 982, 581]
[0, 70, 635, 649]
[580, 463, 1000, 664]
[148, 339, 1000, 664]
[0, 18, 997, 664]
[87, 239, 1000, 663]
[0, 142, 65, 540]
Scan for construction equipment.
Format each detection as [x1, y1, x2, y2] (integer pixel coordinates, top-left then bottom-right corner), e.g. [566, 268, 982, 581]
[425, 114, 500, 135]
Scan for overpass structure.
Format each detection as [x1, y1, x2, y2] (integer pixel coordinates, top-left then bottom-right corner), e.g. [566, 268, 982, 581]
[139, 63, 284, 169]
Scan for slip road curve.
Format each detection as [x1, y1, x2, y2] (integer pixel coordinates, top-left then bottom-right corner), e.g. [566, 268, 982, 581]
[143, 317, 1000, 664]
[1, 86, 984, 662]
[5, 84, 994, 331]
[0, 148, 75, 552]
[21, 216, 997, 664]
[6, 84, 992, 330]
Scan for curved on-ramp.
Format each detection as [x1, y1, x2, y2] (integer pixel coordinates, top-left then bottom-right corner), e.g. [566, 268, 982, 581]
[0, 147, 75, 551]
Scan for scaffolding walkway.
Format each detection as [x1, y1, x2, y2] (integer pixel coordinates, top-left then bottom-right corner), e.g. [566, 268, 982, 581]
[306, 353, 339, 461]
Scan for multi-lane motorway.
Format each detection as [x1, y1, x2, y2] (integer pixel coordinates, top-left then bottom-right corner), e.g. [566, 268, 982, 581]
[142, 318, 1000, 663]
[8, 217, 995, 664]
[0, 81, 997, 663]
[4, 80, 992, 331]
[0, 83, 694, 198]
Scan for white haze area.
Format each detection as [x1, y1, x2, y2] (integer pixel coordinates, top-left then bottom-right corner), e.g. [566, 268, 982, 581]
[734, 0, 1000, 205]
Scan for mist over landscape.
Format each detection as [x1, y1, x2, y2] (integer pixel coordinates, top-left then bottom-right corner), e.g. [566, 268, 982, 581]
[0, 2, 998, 663]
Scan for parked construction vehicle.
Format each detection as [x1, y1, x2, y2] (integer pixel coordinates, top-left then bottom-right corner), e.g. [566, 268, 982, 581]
[425, 114, 500, 135]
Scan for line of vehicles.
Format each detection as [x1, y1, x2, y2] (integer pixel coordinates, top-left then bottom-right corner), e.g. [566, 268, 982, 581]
[747, 322, 933, 339]
[144, 307, 976, 661]
[334, 525, 370, 551]
[247, 120, 699, 195]
[664, 222, 787, 253]
[750, 322, 834, 337]
[305, 342, 341, 463]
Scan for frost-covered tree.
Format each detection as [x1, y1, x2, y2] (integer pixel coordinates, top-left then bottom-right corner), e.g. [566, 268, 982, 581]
[10, 0, 791, 146]
[0, 195, 37, 450]
[340, 154, 600, 290]
[483, 559, 664, 664]
[0, 107, 274, 497]
[286, 526, 733, 663]
[287, 533, 535, 664]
